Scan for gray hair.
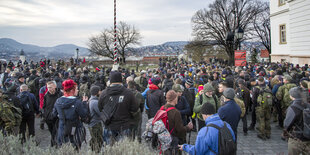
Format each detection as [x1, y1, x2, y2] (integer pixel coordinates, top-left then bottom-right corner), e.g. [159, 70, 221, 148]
[20, 84, 28, 92]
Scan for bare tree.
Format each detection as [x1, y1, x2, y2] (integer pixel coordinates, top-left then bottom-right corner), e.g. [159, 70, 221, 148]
[191, 0, 264, 65]
[88, 21, 142, 63]
[252, 2, 271, 60]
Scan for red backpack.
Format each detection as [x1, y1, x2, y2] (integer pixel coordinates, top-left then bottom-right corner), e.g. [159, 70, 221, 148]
[152, 106, 176, 132]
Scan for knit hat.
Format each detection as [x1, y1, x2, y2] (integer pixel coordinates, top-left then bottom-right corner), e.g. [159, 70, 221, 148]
[223, 88, 235, 100]
[151, 77, 161, 85]
[172, 84, 184, 92]
[62, 79, 77, 92]
[203, 83, 214, 92]
[284, 75, 292, 82]
[166, 90, 178, 102]
[109, 71, 122, 83]
[289, 87, 301, 99]
[186, 79, 193, 86]
[200, 103, 216, 115]
[90, 85, 100, 96]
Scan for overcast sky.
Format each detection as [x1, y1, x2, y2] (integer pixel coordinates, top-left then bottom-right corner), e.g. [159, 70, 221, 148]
[0, 0, 211, 47]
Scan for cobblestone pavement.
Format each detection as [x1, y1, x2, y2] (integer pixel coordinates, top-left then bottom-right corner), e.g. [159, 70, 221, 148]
[35, 111, 288, 154]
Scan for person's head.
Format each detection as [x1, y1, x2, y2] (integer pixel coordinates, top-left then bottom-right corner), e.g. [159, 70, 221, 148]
[62, 79, 78, 96]
[109, 71, 123, 84]
[218, 82, 228, 93]
[257, 76, 265, 85]
[166, 90, 178, 106]
[172, 84, 184, 96]
[289, 87, 301, 100]
[223, 88, 235, 102]
[300, 80, 308, 89]
[201, 102, 216, 120]
[250, 78, 257, 86]
[47, 81, 57, 95]
[20, 84, 28, 93]
[175, 78, 182, 85]
[18, 74, 25, 83]
[5, 68, 11, 73]
[203, 83, 214, 97]
[90, 85, 101, 97]
[128, 81, 136, 89]
[283, 75, 292, 84]
[185, 79, 193, 88]
[238, 79, 246, 88]
[151, 77, 161, 86]
[126, 76, 134, 84]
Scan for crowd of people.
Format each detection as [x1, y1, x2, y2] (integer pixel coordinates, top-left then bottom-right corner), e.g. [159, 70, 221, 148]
[0, 58, 309, 155]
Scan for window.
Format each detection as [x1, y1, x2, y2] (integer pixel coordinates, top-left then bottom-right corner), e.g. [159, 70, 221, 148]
[279, 0, 286, 6]
[279, 24, 287, 44]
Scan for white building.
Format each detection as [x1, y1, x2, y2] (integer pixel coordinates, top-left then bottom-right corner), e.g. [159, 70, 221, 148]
[270, 0, 310, 65]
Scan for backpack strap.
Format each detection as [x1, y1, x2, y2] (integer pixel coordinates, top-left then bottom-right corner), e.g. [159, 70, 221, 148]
[199, 95, 203, 105]
[212, 94, 218, 111]
[206, 123, 222, 154]
[292, 103, 306, 111]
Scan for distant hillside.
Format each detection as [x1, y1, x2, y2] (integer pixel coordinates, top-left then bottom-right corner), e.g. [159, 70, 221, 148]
[0, 38, 89, 58]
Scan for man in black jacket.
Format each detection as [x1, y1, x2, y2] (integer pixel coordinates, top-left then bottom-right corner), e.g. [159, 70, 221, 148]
[43, 81, 62, 147]
[98, 71, 139, 145]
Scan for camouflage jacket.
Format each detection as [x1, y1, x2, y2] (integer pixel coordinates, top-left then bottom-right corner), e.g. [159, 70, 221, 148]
[0, 95, 18, 133]
[276, 83, 297, 108]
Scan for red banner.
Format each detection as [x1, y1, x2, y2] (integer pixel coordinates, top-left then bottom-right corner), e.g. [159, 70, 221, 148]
[235, 50, 247, 59]
[260, 50, 269, 58]
[235, 50, 246, 66]
[235, 60, 247, 66]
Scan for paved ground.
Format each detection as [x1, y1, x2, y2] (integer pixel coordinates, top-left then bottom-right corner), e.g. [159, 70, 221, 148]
[34, 111, 288, 154]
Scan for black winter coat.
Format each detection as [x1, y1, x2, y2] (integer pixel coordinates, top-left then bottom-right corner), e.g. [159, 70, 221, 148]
[146, 88, 166, 118]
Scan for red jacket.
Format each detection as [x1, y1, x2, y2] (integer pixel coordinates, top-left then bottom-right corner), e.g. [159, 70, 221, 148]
[39, 85, 48, 109]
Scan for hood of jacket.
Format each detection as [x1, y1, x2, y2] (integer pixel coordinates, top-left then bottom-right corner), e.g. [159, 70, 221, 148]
[106, 84, 125, 95]
[56, 96, 78, 109]
[205, 113, 223, 126]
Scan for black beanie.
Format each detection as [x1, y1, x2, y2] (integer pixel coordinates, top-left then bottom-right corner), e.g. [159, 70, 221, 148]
[109, 71, 122, 83]
[201, 103, 216, 115]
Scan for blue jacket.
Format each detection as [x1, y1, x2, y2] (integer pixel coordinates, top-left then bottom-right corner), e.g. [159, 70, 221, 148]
[52, 96, 88, 146]
[218, 100, 241, 135]
[142, 88, 149, 109]
[183, 114, 235, 155]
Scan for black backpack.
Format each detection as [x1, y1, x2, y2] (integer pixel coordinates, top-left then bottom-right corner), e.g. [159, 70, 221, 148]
[19, 93, 34, 116]
[292, 103, 310, 140]
[207, 123, 236, 155]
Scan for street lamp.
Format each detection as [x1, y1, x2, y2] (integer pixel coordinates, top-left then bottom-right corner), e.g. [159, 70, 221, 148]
[235, 27, 244, 50]
[76, 48, 79, 64]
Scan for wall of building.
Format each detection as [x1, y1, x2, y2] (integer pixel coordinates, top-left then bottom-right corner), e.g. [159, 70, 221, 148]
[289, 0, 310, 56]
[270, 0, 310, 65]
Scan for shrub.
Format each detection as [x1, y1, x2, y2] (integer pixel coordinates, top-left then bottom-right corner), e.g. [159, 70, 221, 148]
[0, 133, 156, 155]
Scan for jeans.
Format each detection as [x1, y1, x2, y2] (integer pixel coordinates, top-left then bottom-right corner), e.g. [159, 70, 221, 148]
[103, 128, 131, 145]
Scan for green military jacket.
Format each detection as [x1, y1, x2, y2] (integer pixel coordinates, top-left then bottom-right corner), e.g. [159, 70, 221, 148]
[193, 93, 219, 121]
[276, 83, 297, 108]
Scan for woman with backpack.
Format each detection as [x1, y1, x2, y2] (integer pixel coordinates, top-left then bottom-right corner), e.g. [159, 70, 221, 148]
[53, 79, 89, 150]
